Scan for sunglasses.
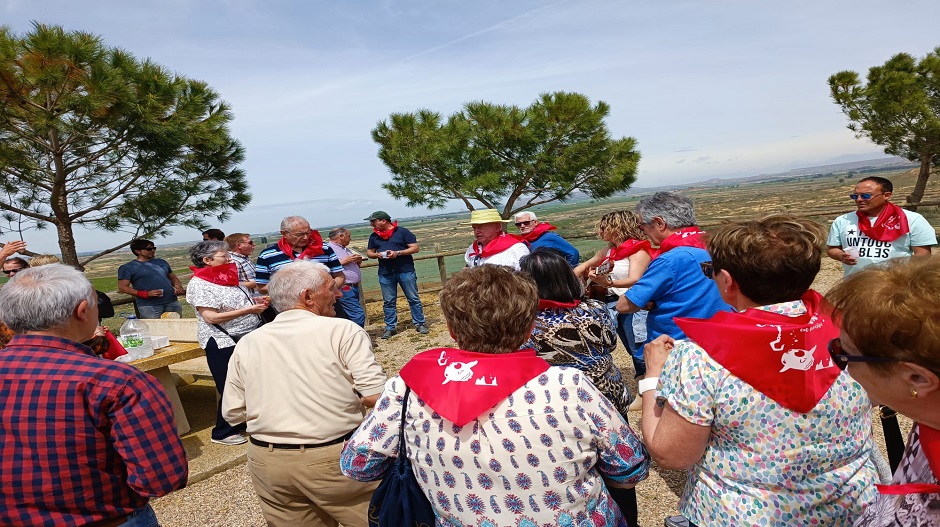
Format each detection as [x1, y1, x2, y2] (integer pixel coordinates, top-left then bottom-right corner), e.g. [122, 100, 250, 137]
[514, 220, 534, 227]
[849, 193, 882, 201]
[827, 338, 900, 371]
[2, 268, 23, 275]
[142, 246, 156, 251]
[700, 261, 714, 279]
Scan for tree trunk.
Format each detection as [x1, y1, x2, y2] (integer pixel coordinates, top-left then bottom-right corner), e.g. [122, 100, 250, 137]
[906, 153, 932, 211]
[55, 220, 83, 271]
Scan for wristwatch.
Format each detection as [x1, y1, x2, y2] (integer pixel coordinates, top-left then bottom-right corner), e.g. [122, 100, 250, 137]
[638, 377, 660, 395]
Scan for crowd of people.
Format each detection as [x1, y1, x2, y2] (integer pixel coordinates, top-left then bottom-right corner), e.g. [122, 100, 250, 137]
[0, 175, 938, 526]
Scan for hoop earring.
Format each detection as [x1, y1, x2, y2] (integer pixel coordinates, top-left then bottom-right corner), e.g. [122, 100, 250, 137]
[911, 389, 918, 398]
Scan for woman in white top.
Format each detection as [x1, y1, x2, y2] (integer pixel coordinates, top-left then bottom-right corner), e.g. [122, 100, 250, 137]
[186, 240, 267, 445]
[574, 210, 652, 378]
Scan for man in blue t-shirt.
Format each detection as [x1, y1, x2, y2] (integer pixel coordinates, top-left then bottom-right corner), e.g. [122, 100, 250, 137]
[617, 192, 731, 341]
[364, 211, 428, 339]
[117, 239, 184, 319]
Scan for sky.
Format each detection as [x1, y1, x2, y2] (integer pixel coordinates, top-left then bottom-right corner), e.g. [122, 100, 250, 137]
[2, 0, 936, 254]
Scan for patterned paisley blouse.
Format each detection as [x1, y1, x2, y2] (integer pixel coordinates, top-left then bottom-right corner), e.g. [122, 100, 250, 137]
[341, 369, 650, 527]
[658, 300, 879, 526]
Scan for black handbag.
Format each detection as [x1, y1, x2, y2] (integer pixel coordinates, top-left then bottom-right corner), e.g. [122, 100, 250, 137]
[368, 386, 436, 527]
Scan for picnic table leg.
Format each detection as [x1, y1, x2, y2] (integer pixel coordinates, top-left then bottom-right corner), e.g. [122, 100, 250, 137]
[146, 365, 191, 435]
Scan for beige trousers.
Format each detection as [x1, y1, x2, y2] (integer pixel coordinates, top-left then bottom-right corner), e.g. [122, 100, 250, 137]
[247, 441, 379, 527]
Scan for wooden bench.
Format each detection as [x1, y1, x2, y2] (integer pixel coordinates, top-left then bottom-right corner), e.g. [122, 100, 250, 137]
[129, 342, 205, 435]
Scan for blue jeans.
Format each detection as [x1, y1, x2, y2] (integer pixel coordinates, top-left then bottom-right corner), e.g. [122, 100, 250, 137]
[118, 504, 160, 527]
[378, 271, 426, 330]
[137, 300, 183, 319]
[338, 284, 366, 327]
[607, 301, 647, 378]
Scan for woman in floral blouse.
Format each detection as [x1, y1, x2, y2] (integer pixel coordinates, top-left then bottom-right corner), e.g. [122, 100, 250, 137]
[341, 265, 650, 527]
[828, 257, 940, 526]
[641, 215, 879, 526]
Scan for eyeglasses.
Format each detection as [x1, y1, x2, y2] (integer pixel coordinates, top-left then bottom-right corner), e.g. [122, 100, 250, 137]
[849, 193, 883, 201]
[240, 240, 256, 246]
[827, 338, 900, 371]
[142, 247, 156, 251]
[514, 220, 534, 228]
[700, 261, 714, 279]
[286, 231, 310, 238]
[211, 253, 231, 261]
[2, 268, 23, 275]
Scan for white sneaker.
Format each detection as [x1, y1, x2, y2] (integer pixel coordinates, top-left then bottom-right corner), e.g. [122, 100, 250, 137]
[211, 434, 247, 446]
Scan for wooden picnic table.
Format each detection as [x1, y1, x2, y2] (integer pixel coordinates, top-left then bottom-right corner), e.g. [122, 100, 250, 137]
[130, 341, 206, 435]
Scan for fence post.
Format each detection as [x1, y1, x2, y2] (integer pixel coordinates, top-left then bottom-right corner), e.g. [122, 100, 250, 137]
[435, 243, 448, 285]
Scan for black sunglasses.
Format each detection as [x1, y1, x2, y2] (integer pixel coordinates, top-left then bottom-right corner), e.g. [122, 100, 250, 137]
[827, 338, 900, 371]
[700, 261, 714, 279]
[514, 220, 533, 227]
[2, 268, 23, 275]
[142, 246, 156, 251]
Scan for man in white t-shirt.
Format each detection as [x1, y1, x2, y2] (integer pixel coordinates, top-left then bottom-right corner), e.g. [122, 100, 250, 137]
[827, 176, 936, 276]
[463, 209, 530, 270]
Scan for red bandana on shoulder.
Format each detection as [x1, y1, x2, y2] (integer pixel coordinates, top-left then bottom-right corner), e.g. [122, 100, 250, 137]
[674, 290, 840, 413]
[277, 230, 325, 259]
[857, 201, 910, 242]
[472, 233, 525, 258]
[653, 227, 706, 258]
[878, 424, 940, 494]
[190, 263, 239, 286]
[520, 222, 556, 242]
[603, 239, 651, 264]
[373, 221, 398, 240]
[399, 348, 551, 426]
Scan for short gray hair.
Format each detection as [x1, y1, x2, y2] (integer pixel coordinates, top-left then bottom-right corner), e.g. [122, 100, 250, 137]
[328, 227, 348, 240]
[0, 264, 96, 332]
[268, 260, 331, 312]
[514, 211, 537, 222]
[280, 215, 310, 232]
[635, 192, 697, 229]
[190, 240, 229, 268]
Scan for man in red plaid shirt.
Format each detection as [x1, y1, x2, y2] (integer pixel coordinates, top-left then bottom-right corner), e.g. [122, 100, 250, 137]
[0, 264, 188, 526]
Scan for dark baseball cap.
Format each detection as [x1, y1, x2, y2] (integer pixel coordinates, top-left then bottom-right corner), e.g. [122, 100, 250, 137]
[364, 211, 392, 221]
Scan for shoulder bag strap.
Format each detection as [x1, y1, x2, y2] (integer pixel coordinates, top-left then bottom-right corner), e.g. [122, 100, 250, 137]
[399, 386, 411, 456]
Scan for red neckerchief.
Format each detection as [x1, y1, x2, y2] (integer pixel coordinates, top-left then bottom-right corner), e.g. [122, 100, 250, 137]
[674, 290, 840, 413]
[520, 222, 556, 242]
[99, 329, 128, 360]
[653, 227, 706, 258]
[373, 221, 398, 241]
[399, 348, 551, 426]
[857, 201, 910, 242]
[471, 233, 525, 258]
[878, 424, 940, 495]
[603, 239, 651, 264]
[190, 263, 239, 286]
[277, 230, 325, 259]
[538, 299, 580, 310]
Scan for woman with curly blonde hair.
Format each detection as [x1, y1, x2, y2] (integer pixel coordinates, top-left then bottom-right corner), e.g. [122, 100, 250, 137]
[574, 210, 652, 379]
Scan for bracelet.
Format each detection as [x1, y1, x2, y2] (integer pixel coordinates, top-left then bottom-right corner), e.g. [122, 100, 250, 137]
[637, 377, 659, 395]
[606, 275, 613, 284]
[136, 290, 149, 299]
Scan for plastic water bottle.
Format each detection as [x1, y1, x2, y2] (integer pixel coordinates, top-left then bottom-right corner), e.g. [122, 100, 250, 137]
[119, 316, 154, 360]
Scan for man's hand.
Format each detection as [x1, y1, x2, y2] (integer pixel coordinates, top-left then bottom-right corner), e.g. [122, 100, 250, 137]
[172, 284, 185, 295]
[643, 335, 676, 377]
[0, 240, 27, 260]
[146, 289, 165, 298]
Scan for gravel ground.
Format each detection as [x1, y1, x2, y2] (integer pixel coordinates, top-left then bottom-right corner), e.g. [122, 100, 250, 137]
[153, 258, 902, 526]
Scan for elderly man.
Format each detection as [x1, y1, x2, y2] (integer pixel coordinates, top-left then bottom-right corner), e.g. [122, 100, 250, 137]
[514, 211, 580, 266]
[464, 208, 530, 270]
[223, 260, 386, 527]
[616, 192, 730, 341]
[226, 232, 258, 291]
[328, 227, 366, 327]
[117, 238, 185, 319]
[0, 264, 187, 526]
[255, 215, 348, 318]
[827, 176, 936, 276]
[364, 211, 428, 338]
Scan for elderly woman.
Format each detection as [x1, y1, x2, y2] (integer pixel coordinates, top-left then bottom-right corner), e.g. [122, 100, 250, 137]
[826, 257, 940, 526]
[342, 265, 649, 527]
[186, 240, 267, 446]
[521, 247, 641, 526]
[574, 210, 651, 379]
[641, 214, 878, 526]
